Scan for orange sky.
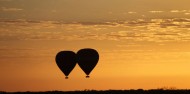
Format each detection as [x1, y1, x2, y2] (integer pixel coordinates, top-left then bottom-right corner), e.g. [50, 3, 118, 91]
[0, 0, 190, 92]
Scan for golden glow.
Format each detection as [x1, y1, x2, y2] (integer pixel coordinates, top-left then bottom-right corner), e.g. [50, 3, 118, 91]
[0, 0, 190, 92]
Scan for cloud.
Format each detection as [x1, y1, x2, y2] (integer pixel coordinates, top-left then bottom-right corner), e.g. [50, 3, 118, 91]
[1, 7, 23, 12]
[0, 0, 12, 1]
[128, 11, 137, 14]
[116, 44, 142, 47]
[149, 11, 164, 13]
[170, 10, 187, 13]
[154, 33, 179, 36]
[0, 48, 34, 51]
[0, 47, 55, 59]
[159, 18, 190, 28]
[170, 10, 190, 15]
[126, 19, 150, 26]
[104, 30, 148, 41]
[0, 18, 190, 42]
[0, 47, 32, 58]
[184, 13, 190, 15]
[170, 10, 180, 13]
[172, 18, 190, 22]
[79, 22, 118, 26]
[159, 23, 179, 28]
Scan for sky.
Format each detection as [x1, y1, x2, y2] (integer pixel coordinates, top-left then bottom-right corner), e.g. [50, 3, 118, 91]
[0, 0, 190, 92]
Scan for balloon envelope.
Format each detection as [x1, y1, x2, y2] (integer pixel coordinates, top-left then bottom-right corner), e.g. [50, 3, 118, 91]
[55, 51, 77, 78]
[77, 48, 99, 77]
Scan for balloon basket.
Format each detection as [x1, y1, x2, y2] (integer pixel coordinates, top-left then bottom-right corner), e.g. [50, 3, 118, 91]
[86, 76, 90, 78]
[65, 76, 69, 79]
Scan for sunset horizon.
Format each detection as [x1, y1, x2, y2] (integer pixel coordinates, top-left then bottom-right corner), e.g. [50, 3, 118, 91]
[1, 0, 190, 92]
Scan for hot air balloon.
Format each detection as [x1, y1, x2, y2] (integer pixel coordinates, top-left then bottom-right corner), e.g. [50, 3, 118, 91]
[55, 51, 77, 79]
[77, 48, 99, 78]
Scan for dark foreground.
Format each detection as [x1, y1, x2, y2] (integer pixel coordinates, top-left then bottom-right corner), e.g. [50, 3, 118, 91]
[1, 89, 190, 94]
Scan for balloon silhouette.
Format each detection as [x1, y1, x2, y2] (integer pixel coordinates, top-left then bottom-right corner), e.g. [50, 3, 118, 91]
[55, 51, 77, 79]
[77, 48, 99, 78]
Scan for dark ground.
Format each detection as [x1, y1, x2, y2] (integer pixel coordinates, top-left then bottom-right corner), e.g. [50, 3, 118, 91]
[1, 89, 190, 94]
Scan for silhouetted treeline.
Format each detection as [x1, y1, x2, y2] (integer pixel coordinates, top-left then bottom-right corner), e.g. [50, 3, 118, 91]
[1, 89, 190, 94]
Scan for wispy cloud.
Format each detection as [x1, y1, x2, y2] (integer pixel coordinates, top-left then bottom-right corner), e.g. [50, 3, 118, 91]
[0, 18, 190, 42]
[128, 11, 137, 14]
[1, 7, 23, 12]
[170, 10, 187, 13]
[0, 47, 55, 58]
[149, 11, 164, 13]
[0, 0, 12, 1]
[184, 13, 190, 15]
